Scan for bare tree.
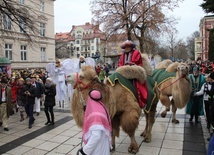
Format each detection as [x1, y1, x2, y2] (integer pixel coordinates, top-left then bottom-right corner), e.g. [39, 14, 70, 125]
[0, 0, 49, 41]
[166, 29, 178, 61]
[186, 31, 200, 60]
[90, 0, 183, 53]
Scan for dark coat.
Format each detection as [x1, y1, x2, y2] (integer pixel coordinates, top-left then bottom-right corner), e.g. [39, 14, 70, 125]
[34, 82, 44, 98]
[44, 84, 56, 107]
[17, 84, 25, 106]
[23, 84, 37, 104]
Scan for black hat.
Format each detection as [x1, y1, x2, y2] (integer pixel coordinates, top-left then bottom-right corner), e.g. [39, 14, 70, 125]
[210, 72, 214, 80]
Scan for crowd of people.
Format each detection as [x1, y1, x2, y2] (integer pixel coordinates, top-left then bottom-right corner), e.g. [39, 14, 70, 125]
[0, 68, 58, 130]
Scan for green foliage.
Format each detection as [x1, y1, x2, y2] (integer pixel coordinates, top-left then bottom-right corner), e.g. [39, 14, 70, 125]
[201, 0, 214, 14]
[208, 28, 214, 60]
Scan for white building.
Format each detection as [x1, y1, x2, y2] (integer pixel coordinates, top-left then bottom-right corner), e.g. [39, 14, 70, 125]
[55, 22, 106, 61]
[0, 0, 55, 69]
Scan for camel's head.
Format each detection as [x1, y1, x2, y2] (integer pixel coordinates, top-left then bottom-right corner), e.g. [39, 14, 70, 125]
[66, 65, 99, 90]
[177, 63, 189, 77]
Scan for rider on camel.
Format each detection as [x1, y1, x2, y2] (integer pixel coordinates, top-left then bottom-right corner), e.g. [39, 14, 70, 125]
[118, 40, 148, 108]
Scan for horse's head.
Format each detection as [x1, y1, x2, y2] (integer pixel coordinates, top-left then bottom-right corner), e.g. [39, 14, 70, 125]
[66, 65, 99, 90]
[177, 63, 189, 77]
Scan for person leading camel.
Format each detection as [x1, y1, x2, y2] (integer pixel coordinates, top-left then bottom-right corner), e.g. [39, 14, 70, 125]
[186, 65, 205, 123]
[118, 40, 148, 108]
[78, 89, 111, 155]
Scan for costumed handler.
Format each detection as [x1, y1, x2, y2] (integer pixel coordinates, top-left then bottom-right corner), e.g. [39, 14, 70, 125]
[78, 90, 111, 155]
[118, 40, 148, 108]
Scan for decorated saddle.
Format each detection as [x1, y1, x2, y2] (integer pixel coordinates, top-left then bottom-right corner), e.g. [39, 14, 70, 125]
[144, 68, 176, 113]
[107, 72, 138, 101]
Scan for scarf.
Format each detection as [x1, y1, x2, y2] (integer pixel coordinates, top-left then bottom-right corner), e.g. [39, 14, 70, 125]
[124, 52, 132, 65]
[83, 96, 111, 144]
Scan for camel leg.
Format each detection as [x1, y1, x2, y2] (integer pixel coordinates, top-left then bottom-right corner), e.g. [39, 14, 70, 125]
[111, 115, 120, 152]
[120, 107, 141, 153]
[171, 99, 179, 124]
[141, 111, 149, 137]
[142, 102, 157, 142]
[160, 94, 171, 118]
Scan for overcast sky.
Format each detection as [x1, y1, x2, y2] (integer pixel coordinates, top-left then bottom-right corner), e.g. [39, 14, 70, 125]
[54, 0, 207, 39]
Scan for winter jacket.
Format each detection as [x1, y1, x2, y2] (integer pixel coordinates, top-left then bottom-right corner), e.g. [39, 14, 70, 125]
[44, 84, 56, 107]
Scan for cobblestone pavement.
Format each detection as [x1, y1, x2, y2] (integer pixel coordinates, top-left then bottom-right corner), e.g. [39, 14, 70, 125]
[0, 98, 209, 155]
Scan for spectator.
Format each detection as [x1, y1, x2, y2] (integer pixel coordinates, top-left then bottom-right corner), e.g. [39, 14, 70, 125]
[17, 78, 26, 122]
[0, 78, 12, 131]
[44, 78, 56, 125]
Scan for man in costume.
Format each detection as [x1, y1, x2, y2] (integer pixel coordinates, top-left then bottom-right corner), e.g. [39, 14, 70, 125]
[186, 65, 205, 123]
[79, 90, 111, 155]
[195, 73, 214, 129]
[0, 77, 12, 131]
[118, 40, 148, 108]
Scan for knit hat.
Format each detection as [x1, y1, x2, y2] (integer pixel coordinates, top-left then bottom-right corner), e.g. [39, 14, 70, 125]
[89, 90, 102, 101]
[210, 72, 214, 80]
[46, 77, 52, 82]
[26, 78, 31, 82]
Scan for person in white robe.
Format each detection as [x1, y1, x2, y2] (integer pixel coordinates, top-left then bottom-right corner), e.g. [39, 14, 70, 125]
[54, 59, 67, 108]
[79, 90, 111, 155]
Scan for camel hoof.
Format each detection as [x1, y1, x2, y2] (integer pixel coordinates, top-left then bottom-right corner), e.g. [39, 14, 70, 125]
[161, 111, 167, 118]
[140, 131, 146, 137]
[128, 144, 138, 153]
[143, 137, 151, 143]
[172, 119, 179, 124]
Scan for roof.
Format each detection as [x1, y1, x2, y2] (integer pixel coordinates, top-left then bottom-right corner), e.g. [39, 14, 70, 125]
[55, 22, 106, 41]
[55, 32, 72, 42]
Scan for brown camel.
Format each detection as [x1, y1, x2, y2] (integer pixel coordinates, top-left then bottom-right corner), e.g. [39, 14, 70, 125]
[157, 61, 191, 123]
[66, 65, 147, 153]
[140, 56, 191, 142]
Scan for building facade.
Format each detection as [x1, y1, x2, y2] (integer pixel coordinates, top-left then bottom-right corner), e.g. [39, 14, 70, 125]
[195, 15, 214, 61]
[55, 22, 106, 62]
[0, 0, 55, 69]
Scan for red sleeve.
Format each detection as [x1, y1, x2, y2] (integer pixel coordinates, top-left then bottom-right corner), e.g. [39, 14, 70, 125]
[131, 50, 142, 66]
[118, 54, 124, 67]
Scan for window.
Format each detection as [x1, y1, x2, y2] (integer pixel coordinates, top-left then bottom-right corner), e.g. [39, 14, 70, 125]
[76, 40, 79, 44]
[19, 18, 27, 33]
[81, 47, 83, 51]
[91, 46, 94, 50]
[76, 47, 79, 51]
[88, 47, 90, 50]
[40, 23, 45, 36]
[41, 47, 46, 61]
[40, 1, 44, 12]
[91, 39, 94, 43]
[20, 45, 27, 60]
[3, 14, 11, 30]
[5, 44, 12, 60]
[19, 0, 24, 4]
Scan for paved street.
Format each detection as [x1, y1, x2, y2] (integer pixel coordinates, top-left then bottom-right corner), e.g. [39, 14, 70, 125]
[0, 98, 209, 155]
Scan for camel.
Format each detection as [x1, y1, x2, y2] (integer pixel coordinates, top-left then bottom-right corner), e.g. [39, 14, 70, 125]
[140, 56, 191, 142]
[156, 60, 191, 123]
[66, 65, 147, 153]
